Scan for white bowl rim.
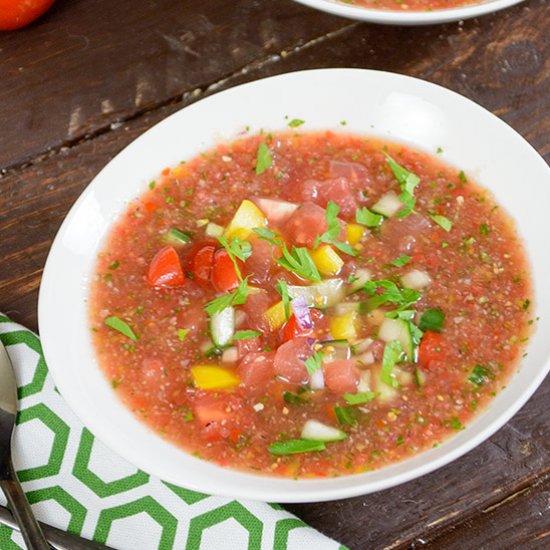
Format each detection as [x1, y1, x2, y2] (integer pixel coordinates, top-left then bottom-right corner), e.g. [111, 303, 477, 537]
[292, 0, 525, 25]
[38, 68, 550, 503]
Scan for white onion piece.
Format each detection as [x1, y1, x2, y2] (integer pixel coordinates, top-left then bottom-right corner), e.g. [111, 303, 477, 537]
[357, 370, 372, 392]
[371, 192, 403, 218]
[205, 222, 224, 238]
[288, 279, 344, 308]
[401, 269, 432, 291]
[356, 352, 374, 366]
[222, 347, 239, 363]
[309, 368, 325, 390]
[301, 420, 347, 442]
[352, 337, 373, 354]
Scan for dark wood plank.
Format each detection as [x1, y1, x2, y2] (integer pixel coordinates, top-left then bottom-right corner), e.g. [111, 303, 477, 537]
[0, 0, 348, 171]
[423, 475, 550, 549]
[0, 0, 549, 549]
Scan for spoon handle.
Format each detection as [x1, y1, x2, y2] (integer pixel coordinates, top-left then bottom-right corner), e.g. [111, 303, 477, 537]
[0, 458, 50, 550]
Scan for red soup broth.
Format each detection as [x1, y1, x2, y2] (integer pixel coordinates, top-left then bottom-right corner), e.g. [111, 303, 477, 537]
[90, 131, 533, 478]
[342, 0, 478, 11]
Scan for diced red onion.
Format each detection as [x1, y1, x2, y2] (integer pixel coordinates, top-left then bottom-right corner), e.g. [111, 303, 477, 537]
[291, 295, 313, 329]
[310, 368, 325, 390]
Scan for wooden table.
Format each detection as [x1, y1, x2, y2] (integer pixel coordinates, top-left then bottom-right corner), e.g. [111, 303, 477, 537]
[1, 0, 549, 548]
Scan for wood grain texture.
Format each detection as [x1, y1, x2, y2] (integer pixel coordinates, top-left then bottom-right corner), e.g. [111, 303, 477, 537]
[0, 0, 549, 548]
[0, 0, 347, 171]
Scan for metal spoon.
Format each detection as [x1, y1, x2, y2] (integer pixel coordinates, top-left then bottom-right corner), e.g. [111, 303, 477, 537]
[0, 339, 50, 549]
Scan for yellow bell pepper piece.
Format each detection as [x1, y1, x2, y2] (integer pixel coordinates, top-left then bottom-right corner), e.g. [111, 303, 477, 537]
[191, 366, 240, 390]
[310, 245, 344, 276]
[330, 311, 358, 341]
[264, 300, 287, 331]
[225, 200, 266, 240]
[346, 223, 365, 246]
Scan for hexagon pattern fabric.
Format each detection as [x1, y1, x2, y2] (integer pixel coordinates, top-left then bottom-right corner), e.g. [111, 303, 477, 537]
[0, 316, 346, 550]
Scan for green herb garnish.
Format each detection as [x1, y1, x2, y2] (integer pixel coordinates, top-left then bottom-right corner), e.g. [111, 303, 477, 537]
[361, 280, 420, 310]
[277, 245, 321, 282]
[468, 364, 492, 386]
[381, 340, 403, 389]
[315, 201, 357, 256]
[419, 308, 445, 332]
[356, 206, 383, 228]
[479, 223, 490, 236]
[391, 254, 411, 267]
[343, 392, 376, 405]
[275, 279, 291, 320]
[384, 153, 420, 219]
[449, 417, 464, 430]
[458, 170, 467, 183]
[104, 316, 138, 342]
[252, 227, 282, 246]
[177, 328, 190, 341]
[431, 215, 453, 232]
[167, 228, 192, 245]
[334, 406, 358, 426]
[233, 330, 261, 340]
[255, 142, 272, 175]
[268, 439, 326, 455]
[108, 260, 120, 270]
[204, 277, 249, 315]
[305, 350, 323, 376]
[288, 118, 305, 128]
[283, 391, 308, 405]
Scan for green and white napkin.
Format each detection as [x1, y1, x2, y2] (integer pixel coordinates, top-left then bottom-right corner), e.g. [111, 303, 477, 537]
[0, 315, 346, 550]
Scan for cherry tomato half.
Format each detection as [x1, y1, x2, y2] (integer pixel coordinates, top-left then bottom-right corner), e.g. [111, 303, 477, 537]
[0, 0, 55, 31]
[281, 309, 326, 342]
[211, 248, 243, 293]
[190, 243, 216, 287]
[418, 331, 446, 369]
[147, 246, 185, 288]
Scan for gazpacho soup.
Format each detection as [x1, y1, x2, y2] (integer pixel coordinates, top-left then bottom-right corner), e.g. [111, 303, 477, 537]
[338, 0, 480, 11]
[91, 129, 533, 478]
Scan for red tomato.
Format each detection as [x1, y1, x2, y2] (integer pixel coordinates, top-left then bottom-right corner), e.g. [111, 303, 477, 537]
[238, 351, 276, 388]
[0, 0, 55, 31]
[211, 249, 243, 293]
[418, 331, 446, 369]
[273, 337, 312, 384]
[190, 244, 215, 287]
[324, 360, 359, 394]
[281, 309, 327, 342]
[147, 246, 185, 287]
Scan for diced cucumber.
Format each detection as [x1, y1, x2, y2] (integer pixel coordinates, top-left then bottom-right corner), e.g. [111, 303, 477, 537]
[351, 337, 373, 355]
[415, 368, 427, 387]
[357, 370, 372, 393]
[334, 301, 362, 316]
[288, 279, 344, 308]
[371, 192, 403, 218]
[319, 340, 351, 362]
[394, 366, 414, 386]
[401, 269, 431, 291]
[371, 365, 399, 403]
[379, 318, 414, 361]
[210, 306, 235, 347]
[347, 268, 371, 294]
[165, 228, 192, 245]
[205, 222, 224, 238]
[301, 420, 347, 442]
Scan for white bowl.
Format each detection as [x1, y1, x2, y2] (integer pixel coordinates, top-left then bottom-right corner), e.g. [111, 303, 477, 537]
[39, 69, 550, 503]
[292, 0, 524, 25]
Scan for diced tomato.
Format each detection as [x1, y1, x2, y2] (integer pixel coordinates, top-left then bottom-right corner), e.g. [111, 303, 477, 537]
[242, 291, 273, 333]
[236, 336, 264, 358]
[328, 160, 370, 185]
[281, 309, 327, 342]
[238, 351, 276, 388]
[380, 214, 432, 254]
[211, 248, 243, 292]
[296, 177, 358, 217]
[418, 331, 446, 369]
[190, 243, 216, 287]
[273, 337, 312, 384]
[245, 237, 276, 285]
[284, 202, 329, 248]
[147, 246, 185, 287]
[324, 360, 359, 394]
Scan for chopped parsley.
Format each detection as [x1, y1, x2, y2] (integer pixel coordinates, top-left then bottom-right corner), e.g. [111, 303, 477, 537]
[468, 364, 493, 386]
[233, 330, 261, 340]
[108, 260, 120, 270]
[275, 279, 291, 320]
[449, 417, 464, 430]
[431, 214, 453, 232]
[104, 316, 138, 342]
[268, 439, 326, 455]
[391, 254, 411, 267]
[334, 406, 358, 426]
[316, 201, 357, 256]
[419, 308, 445, 332]
[177, 328, 190, 341]
[288, 118, 305, 128]
[277, 245, 321, 282]
[361, 280, 421, 310]
[458, 170, 467, 183]
[252, 227, 282, 246]
[356, 206, 383, 228]
[343, 392, 376, 405]
[384, 153, 420, 218]
[305, 350, 323, 376]
[255, 142, 272, 175]
[479, 223, 490, 236]
[283, 391, 308, 405]
[204, 278, 249, 315]
[522, 299, 530, 310]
